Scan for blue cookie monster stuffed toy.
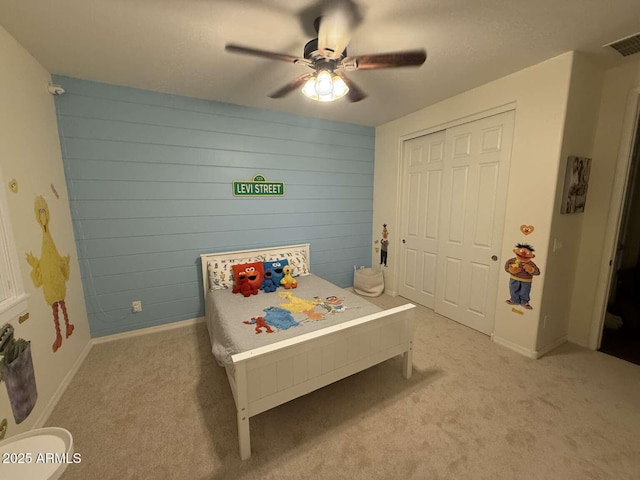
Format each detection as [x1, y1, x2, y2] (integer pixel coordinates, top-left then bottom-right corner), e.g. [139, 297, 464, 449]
[261, 259, 289, 293]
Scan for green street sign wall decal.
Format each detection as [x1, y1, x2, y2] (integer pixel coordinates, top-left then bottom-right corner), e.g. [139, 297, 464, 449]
[232, 174, 285, 197]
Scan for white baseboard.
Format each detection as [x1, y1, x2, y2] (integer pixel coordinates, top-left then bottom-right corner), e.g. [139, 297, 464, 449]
[535, 335, 568, 359]
[492, 333, 569, 359]
[92, 316, 204, 345]
[34, 316, 204, 428]
[33, 338, 93, 429]
[491, 334, 537, 359]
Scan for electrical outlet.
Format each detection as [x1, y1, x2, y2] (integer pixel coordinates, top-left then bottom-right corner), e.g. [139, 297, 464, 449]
[132, 300, 142, 313]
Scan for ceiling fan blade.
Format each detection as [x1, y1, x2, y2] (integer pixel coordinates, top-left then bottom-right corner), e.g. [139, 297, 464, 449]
[317, 0, 361, 59]
[269, 73, 314, 99]
[346, 49, 427, 70]
[225, 44, 306, 64]
[335, 72, 366, 103]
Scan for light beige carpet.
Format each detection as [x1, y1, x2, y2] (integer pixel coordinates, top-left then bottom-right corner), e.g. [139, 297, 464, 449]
[46, 294, 640, 480]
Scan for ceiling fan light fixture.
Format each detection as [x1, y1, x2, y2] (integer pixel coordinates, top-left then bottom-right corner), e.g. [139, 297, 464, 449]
[302, 77, 318, 98]
[301, 71, 349, 102]
[331, 75, 348, 98]
[315, 69, 333, 95]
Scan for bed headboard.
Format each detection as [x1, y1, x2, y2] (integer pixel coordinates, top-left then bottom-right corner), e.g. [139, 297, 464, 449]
[199, 243, 311, 299]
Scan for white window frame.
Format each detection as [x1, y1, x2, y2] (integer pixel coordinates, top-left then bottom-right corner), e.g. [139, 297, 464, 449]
[0, 168, 29, 322]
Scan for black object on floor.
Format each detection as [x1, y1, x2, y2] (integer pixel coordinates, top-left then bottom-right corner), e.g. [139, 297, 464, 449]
[599, 326, 640, 366]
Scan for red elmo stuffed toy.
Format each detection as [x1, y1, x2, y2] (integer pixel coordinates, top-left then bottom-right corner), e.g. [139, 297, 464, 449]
[232, 272, 254, 297]
[232, 262, 264, 297]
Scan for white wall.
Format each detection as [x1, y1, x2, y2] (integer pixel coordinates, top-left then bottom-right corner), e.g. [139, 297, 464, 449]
[0, 25, 91, 437]
[569, 57, 640, 347]
[538, 53, 604, 350]
[374, 52, 574, 356]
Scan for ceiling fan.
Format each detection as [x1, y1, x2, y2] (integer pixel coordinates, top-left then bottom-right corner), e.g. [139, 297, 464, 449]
[224, 2, 427, 103]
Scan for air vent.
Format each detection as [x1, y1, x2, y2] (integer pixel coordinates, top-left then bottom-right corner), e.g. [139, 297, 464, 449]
[605, 32, 640, 57]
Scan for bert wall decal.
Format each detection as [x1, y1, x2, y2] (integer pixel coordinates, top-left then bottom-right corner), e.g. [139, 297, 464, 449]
[504, 243, 540, 310]
[26, 196, 75, 352]
[380, 224, 389, 267]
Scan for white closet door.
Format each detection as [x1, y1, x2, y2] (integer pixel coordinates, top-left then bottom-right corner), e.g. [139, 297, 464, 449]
[398, 130, 446, 308]
[399, 110, 514, 335]
[435, 111, 514, 334]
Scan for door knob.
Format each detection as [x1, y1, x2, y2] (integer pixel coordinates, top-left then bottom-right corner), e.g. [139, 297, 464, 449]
[491, 255, 498, 261]
[402, 239, 406, 244]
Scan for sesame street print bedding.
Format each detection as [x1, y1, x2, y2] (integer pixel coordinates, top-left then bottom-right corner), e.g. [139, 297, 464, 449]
[205, 274, 382, 366]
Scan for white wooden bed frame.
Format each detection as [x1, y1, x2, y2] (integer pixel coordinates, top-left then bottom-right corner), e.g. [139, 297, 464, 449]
[200, 243, 416, 460]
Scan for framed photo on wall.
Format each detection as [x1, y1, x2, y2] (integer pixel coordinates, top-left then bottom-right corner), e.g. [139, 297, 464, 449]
[561, 156, 592, 214]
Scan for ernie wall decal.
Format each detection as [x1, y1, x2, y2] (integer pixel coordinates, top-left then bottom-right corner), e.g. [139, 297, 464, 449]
[504, 243, 541, 310]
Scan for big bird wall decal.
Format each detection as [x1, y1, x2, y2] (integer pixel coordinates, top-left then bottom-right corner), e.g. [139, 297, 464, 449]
[26, 196, 75, 352]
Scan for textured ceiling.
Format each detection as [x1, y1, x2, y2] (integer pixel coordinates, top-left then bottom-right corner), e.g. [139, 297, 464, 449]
[1, 0, 639, 126]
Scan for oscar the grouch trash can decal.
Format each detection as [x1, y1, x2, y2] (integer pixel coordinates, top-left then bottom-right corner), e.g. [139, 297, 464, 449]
[0, 324, 37, 424]
[26, 195, 75, 352]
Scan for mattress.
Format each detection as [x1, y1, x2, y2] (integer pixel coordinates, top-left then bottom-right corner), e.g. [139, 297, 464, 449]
[205, 274, 382, 365]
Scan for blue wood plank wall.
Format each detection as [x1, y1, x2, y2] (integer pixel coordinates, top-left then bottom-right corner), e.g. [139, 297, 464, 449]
[52, 76, 375, 337]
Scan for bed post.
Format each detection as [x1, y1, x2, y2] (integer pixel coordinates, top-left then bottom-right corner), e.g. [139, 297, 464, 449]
[402, 340, 413, 379]
[234, 361, 251, 460]
[402, 314, 414, 379]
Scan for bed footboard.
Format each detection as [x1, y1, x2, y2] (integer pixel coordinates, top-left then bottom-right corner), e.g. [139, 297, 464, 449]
[229, 303, 415, 460]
